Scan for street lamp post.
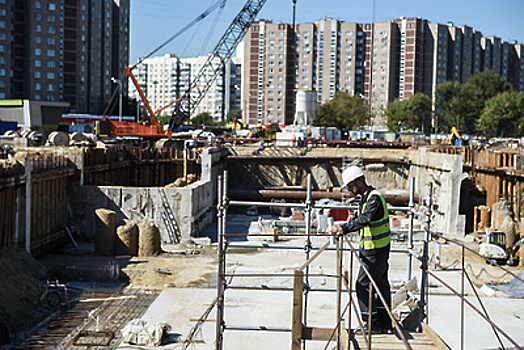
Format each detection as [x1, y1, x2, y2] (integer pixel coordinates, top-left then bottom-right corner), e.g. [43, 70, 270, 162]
[111, 77, 123, 121]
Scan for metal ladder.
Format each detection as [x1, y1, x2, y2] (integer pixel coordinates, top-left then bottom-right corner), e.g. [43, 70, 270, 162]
[159, 189, 181, 244]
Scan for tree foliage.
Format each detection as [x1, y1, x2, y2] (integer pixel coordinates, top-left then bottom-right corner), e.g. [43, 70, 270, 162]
[477, 91, 524, 137]
[313, 91, 370, 130]
[435, 71, 513, 134]
[386, 94, 432, 134]
[226, 109, 242, 123]
[191, 112, 216, 126]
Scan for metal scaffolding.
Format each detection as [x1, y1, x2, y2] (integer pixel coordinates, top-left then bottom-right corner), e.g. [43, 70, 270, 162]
[214, 170, 425, 349]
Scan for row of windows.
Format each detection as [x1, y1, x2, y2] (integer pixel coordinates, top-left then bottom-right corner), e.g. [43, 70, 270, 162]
[34, 72, 56, 79]
[35, 2, 56, 10]
[35, 25, 56, 33]
[35, 14, 55, 22]
[35, 37, 57, 45]
[35, 48, 55, 56]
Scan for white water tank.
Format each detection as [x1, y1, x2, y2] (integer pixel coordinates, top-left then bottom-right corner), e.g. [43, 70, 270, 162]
[294, 90, 317, 126]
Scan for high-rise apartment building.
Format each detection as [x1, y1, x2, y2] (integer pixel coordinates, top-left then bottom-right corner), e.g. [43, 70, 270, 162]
[242, 21, 295, 125]
[130, 53, 241, 122]
[243, 18, 523, 129]
[0, 0, 129, 114]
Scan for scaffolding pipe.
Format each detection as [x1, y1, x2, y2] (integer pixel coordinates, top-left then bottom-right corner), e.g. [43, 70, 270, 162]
[336, 237, 343, 349]
[420, 183, 433, 317]
[407, 177, 415, 281]
[303, 173, 313, 344]
[224, 242, 410, 254]
[215, 174, 224, 350]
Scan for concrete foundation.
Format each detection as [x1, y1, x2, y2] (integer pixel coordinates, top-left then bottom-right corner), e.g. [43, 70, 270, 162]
[76, 147, 225, 244]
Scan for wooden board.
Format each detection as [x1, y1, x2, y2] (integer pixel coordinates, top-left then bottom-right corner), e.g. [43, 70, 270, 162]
[351, 330, 437, 350]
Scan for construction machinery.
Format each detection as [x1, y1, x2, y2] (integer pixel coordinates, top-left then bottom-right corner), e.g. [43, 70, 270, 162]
[447, 126, 462, 146]
[97, 0, 267, 140]
[247, 124, 267, 139]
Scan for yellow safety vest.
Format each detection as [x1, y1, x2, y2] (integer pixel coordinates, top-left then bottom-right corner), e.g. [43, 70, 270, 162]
[359, 189, 391, 249]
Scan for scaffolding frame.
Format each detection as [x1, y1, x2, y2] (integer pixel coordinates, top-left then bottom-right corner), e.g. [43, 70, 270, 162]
[215, 170, 420, 350]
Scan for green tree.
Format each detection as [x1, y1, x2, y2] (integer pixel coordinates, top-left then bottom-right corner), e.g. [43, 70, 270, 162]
[435, 71, 513, 134]
[466, 71, 513, 101]
[266, 122, 281, 138]
[226, 109, 242, 123]
[386, 94, 432, 134]
[385, 99, 404, 132]
[434, 81, 463, 133]
[477, 91, 524, 137]
[191, 112, 216, 126]
[313, 91, 370, 130]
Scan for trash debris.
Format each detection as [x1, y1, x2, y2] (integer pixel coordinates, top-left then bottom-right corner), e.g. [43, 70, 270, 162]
[481, 271, 524, 298]
[121, 318, 171, 346]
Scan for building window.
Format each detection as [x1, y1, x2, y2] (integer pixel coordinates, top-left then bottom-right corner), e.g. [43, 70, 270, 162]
[47, 84, 54, 91]
[47, 61, 55, 68]
[35, 1, 41, 8]
[47, 26, 55, 33]
[35, 60, 41, 67]
[36, 83, 41, 90]
[46, 72, 55, 79]
[35, 71, 41, 78]
[48, 3, 56, 10]
[35, 25, 41, 32]
[47, 15, 55, 22]
[47, 49, 55, 56]
[35, 37, 41, 44]
[35, 48, 41, 55]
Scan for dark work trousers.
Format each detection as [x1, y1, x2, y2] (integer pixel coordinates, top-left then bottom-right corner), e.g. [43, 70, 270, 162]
[356, 245, 391, 329]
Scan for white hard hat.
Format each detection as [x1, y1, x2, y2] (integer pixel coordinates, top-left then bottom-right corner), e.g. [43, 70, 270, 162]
[342, 166, 364, 187]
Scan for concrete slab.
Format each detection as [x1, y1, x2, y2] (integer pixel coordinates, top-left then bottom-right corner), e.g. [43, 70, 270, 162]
[117, 215, 524, 349]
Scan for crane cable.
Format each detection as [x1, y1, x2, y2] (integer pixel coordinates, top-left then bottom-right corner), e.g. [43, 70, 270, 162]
[136, 0, 227, 67]
[199, 0, 226, 56]
[103, 0, 227, 117]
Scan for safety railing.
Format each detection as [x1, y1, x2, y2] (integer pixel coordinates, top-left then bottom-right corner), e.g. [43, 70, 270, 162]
[214, 170, 419, 350]
[423, 233, 524, 350]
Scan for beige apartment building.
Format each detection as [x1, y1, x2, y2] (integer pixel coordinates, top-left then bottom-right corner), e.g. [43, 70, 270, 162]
[243, 17, 523, 129]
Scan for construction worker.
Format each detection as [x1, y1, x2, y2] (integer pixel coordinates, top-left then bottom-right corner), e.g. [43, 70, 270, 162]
[330, 166, 392, 334]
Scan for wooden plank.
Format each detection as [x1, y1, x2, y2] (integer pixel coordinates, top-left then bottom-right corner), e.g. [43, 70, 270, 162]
[421, 322, 451, 350]
[302, 326, 348, 343]
[291, 269, 303, 350]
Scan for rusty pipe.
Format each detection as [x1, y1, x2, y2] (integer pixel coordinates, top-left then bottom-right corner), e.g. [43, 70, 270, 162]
[229, 188, 418, 206]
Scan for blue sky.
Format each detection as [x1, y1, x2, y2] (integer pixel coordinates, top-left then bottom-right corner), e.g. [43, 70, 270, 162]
[130, 0, 524, 64]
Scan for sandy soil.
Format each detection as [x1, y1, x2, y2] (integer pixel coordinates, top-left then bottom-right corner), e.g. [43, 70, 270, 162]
[122, 248, 217, 290]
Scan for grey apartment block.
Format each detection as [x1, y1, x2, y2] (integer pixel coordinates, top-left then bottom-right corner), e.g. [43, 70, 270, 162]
[242, 18, 523, 129]
[0, 0, 129, 114]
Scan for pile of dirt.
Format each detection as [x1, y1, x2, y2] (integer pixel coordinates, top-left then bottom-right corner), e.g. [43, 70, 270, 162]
[0, 250, 48, 332]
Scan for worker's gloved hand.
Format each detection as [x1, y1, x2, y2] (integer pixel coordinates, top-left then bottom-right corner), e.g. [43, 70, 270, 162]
[329, 224, 344, 237]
